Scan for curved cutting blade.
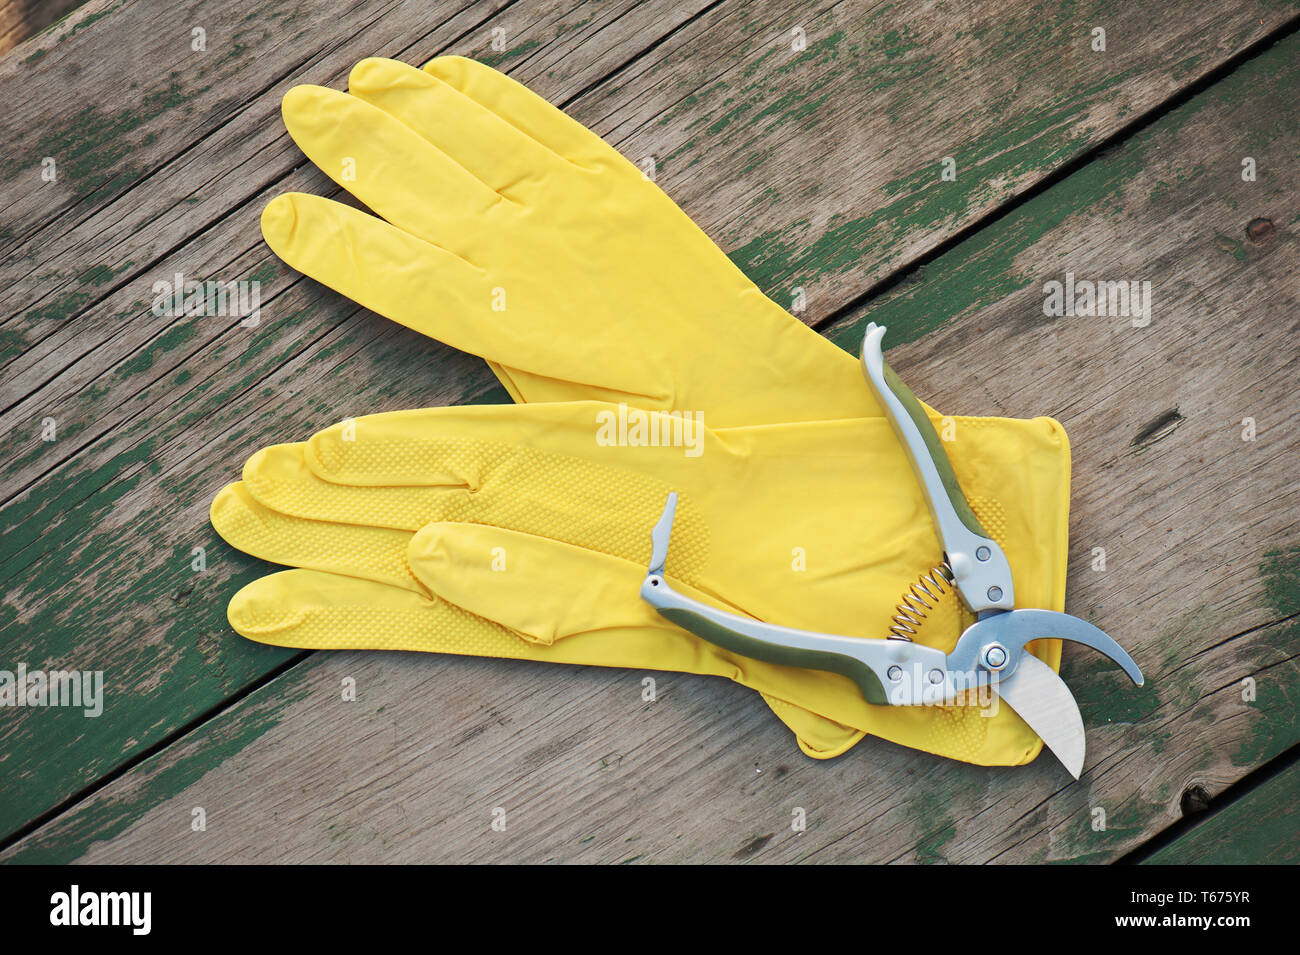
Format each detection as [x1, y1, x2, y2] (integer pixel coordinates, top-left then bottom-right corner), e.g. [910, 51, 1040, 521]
[1004, 608, 1144, 685]
[995, 653, 1087, 779]
[955, 608, 1144, 686]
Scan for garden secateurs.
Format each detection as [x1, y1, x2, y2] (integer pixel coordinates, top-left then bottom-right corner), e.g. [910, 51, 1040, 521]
[640, 322, 1143, 778]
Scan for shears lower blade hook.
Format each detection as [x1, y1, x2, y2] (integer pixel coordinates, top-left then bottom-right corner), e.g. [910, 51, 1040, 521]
[951, 608, 1144, 688]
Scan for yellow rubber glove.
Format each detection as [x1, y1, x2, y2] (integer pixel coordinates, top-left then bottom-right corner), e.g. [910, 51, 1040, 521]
[239, 56, 1070, 762]
[261, 55, 896, 426]
[211, 402, 1070, 766]
[253, 54, 933, 756]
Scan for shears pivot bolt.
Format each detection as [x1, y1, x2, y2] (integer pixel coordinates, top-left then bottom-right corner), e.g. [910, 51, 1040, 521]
[981, 643, 1009, 671]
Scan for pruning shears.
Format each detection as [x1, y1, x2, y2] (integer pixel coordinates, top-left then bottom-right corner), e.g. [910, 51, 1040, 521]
[640, 323, 1143, 778]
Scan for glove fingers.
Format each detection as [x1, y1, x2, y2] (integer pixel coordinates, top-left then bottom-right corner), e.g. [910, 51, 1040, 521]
[276, 405, 1056, 662]
[281, 84, 504, 245]
[294, 403, 928, 600]
[276, 61, 892, 426]
[303, 401, 706, 487]
[258, 191, 639, 384]
[407, 520, 869, 755]
[211, 482, 423, 592]
[259, 192, 671, 400]
[261, 193, 493, 338]
[236, 430, 702, 589]
[421, 55, 626, 172]
[303, 404, 718, 578]
[241, 442, 472, 531]
[230, 559, 1037, 764]
[228, 568, 530, 653]
[228, 568, 865, 755]
[348, 57, 577, 198]
[407, 519, 874, 710]
[408, 520, 726, 645]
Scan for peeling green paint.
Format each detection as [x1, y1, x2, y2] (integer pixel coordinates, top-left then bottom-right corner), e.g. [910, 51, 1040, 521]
[1143, 761, 1300, 864]
[909, 790, 956, 863]
[739, 68, 1153, 313]
[247, 260, 277, 285]
[1069, 653, 1163, 727]
[479, 40, 542, 70]
[78, 262, 132, 287]
[114, 321, 200, 378]
[56, 1, 124, 44]
[820, 37, 1295, 351]
[1213, 233, 1247, 260]
[1055, 809, 1145, 865]
[0, 326, 28, 361]
[4, 78, 207, 205]
[25, 264, 137, 323]
[0, 298, 402, 837]
[1260, 547, 1300, 618]
[726, 11, 1300, 317]
[26, 289, 92, 322]
[741, 47, 776, 78]
[1231, 547, 1300, 767]
[3, 670, 307, 864]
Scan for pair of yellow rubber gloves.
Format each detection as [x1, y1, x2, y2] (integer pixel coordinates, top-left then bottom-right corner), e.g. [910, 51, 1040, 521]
[212, 56, 1071, 766]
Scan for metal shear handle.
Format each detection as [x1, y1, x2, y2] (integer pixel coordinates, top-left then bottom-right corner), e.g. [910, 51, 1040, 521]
[859, 323, 1013, 614]
[640, 493, 961, 707]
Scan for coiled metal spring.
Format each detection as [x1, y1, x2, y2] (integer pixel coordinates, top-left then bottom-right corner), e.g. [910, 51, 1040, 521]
[888, 562, 956, 641]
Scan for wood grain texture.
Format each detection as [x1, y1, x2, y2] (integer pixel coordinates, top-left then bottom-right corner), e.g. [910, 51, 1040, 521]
[3, 18, 1294, 863]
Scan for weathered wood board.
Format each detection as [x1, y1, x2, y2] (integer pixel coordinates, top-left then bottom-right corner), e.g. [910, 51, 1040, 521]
[1, 2, 1294, 862]
[1142, 762, 1300, 865]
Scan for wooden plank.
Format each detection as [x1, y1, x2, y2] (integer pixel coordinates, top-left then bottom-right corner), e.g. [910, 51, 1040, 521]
[4, 28, 1295, 863]
[1142, 762, 1300, 864]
